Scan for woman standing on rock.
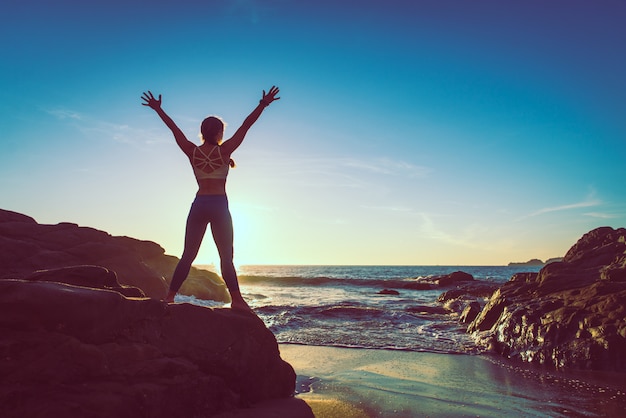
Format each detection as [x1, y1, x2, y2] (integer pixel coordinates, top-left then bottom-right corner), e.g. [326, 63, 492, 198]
[141, 86, 280, 310]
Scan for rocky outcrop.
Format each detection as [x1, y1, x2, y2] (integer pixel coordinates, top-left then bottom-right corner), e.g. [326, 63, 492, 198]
[508, 258, 545, 267]
[0, 208, 229, 301]
[508, 258, 563, 267]
[437, 281, 501, 323]
[403, 270, 475, 290]
[402, 271, 496, 323]
[25, 265, 146, 297]
[0, 278, 296, 418]
[468, 227, 626, 371]
[398, 271, 498, 325]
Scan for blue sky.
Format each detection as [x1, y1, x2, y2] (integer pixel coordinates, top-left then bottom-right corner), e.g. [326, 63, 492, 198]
[2, 0, 625, 266]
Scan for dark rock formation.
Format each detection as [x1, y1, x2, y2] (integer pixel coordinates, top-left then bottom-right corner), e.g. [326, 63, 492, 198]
[402, 271, 489, 321]
[403, 270, 475, 291]
[25, 265, 146, 298]
[468, 226, 626, 371]
[459, 301, 481, 324]
[0, 278, 296, 418]
[436, 270, 474, 286]
[0, 208, 229, 301]
[437, 280, 501, 322]
[378, 288, 400, 295]
[508, 258, 545, 267]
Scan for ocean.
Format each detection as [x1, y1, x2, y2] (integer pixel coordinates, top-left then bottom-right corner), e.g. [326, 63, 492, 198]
[179, 265, 626, 416]
[180, 265, 542, 354]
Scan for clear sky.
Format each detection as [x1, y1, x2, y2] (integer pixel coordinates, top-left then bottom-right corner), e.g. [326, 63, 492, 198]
[2, 0, 625, 266]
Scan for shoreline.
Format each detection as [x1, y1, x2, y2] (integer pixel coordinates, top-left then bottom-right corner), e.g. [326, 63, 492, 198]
[217, 344, 626, 418]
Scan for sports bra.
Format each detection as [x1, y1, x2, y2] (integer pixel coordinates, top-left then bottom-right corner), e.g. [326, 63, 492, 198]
[192, 145, 229, 180]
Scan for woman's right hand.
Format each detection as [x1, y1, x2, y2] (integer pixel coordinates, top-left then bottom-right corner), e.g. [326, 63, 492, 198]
[141, 91, 162, 110]
[260, 86, 280, 107]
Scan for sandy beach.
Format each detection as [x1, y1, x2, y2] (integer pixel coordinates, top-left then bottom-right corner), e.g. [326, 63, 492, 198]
[216, 344, 626, 418]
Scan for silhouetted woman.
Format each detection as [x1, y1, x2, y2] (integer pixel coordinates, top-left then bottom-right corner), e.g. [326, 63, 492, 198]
[141, 86, 280, 310]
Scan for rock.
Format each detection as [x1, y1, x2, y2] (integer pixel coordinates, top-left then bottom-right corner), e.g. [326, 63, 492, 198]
[468, 227, 626, 371]
[0, 208, 36, 223]
[143, 253, 230, 302]
[0, 279, 295, 418]
[0, 208, 229, 301]
[437, 281, 500, 303]
[436, 271, 474, 287]
[25, 265, 146, 298]
[459, 301, 481, 324]
[378, 288, 400, 295]
[436, 281, 500, 318]
[403, 271, 474, 290]
[508, 258, 544, 267]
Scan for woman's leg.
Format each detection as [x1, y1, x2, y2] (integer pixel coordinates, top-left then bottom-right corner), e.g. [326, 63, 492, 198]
[210, 199, 251, 311]
[167, 200, 209, 301]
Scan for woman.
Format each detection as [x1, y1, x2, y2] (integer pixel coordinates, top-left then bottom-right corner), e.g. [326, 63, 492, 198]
[141, 86, 280, 310]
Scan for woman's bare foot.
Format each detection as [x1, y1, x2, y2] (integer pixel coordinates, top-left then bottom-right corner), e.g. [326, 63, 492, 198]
[231, 298, 254, 313]
[163, 290, 176, 303]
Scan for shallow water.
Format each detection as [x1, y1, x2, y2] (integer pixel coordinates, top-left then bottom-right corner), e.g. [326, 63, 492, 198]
[282, 345, 626, 418]
[191, 264, 541, 353]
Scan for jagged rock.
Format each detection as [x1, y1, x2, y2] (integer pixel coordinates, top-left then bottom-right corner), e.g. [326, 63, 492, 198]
[468, 227, 626, 371]
[459, 301, 481, 324]
[437, 281, 500, 317]
[0, 279, 295, 418]
[0, 208, 229, 301]
[404, 271, 475, 291]
[436, 271, 474, 286]
[378, 288, 400, 295]
[437, 281, 501, 303]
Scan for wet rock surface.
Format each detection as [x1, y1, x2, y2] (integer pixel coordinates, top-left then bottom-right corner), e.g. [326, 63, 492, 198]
[468, 227, 626, 371]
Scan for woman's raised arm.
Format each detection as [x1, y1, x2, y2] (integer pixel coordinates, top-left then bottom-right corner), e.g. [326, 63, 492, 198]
[221, 86, 280, 156]
[141, 91, 195, 157]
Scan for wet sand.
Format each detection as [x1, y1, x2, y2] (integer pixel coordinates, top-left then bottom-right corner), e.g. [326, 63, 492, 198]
[216, 344, 626, 417]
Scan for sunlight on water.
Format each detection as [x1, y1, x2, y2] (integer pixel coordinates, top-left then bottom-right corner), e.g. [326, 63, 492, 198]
[191, 265, 542, 353]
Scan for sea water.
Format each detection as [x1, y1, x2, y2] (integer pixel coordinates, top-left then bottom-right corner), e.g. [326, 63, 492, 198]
[180, 265, 626, 416]
[184, 265, 542, 354]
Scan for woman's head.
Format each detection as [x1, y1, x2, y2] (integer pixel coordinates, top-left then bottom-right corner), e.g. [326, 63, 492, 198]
[200, 116, 225, 145]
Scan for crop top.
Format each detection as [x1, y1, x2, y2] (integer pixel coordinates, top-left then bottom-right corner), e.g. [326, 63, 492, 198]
[192, 145, 229, 180]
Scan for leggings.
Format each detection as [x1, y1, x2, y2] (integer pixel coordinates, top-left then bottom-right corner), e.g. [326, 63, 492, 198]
[169, 194, 240, 295]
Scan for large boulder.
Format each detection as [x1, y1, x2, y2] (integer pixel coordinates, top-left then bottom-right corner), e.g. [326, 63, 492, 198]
[0, 208, 229, 301]
[0, 279, 295, 418]
[25, 265, 146, 298]
[468, 227, 626, 371]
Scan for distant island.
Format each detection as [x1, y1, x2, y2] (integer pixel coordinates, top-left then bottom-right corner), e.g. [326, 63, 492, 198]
[508, 258, 563, 267]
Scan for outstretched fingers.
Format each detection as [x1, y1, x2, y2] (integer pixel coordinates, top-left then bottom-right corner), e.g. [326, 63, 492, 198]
[263, 86, 280, 103]
[141, 91, 162, 108]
